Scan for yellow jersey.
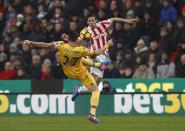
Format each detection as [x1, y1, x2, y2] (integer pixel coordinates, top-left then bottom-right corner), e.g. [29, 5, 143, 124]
[54, 41, 96, 88]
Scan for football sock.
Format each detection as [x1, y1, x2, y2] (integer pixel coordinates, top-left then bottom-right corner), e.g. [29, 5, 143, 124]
[78, 86, 89, 93]
[90, 89, 100, 115]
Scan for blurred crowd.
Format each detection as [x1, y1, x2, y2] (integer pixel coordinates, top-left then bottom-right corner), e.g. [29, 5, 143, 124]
[0, 0, 185, 80]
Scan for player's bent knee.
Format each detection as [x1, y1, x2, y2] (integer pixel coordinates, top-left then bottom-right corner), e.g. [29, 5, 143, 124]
[89, 83, 99, 91]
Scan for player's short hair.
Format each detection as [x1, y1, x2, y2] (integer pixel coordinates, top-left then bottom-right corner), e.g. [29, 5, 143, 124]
[87, 13, 97, 19]
[68, 32, 78, 42]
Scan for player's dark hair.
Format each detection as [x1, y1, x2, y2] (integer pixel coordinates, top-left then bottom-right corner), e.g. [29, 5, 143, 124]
[68, 32, 78, 42]
[87, 13, 97, 19]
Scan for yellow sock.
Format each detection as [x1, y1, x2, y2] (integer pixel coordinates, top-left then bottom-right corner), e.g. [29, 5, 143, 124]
[82, 58, 101, 68]
[90, 90, 100, 115]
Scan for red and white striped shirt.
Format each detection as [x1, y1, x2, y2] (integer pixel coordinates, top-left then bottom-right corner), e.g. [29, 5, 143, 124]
[87, 19, 112, 50]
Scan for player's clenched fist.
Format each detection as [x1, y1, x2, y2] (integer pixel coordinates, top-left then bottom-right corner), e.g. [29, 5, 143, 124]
[22, 40, 32, 46]
[127, 19, 138, 24]
[61, 33, 69, 42]
[107, 39, 113, 47]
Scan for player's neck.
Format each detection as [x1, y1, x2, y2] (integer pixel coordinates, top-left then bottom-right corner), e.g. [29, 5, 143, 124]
[89, 25, 97, 29]
[69, 42, 78, 47]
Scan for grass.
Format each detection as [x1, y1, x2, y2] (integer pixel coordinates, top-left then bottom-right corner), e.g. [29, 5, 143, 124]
[0, 116, 184, 131]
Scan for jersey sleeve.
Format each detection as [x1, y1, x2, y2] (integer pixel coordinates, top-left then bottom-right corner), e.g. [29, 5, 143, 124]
[53, 41, 64, 49]
[81, 47, 94, 57]
[99, 19, 112, 28]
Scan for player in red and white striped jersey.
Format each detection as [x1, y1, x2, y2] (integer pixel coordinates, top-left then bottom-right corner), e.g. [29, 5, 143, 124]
[86, 14, 136, 50]
[72, 14, 137, 97]
[81, 14, 136, 79]
[87, 18, 112, 50]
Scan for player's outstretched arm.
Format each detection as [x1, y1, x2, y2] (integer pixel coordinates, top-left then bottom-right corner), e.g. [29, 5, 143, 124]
[110, 17, 137, 24]
[82, 57, 101, 68]
[22, 40, 55, 49]
[94, 39, 113, 56]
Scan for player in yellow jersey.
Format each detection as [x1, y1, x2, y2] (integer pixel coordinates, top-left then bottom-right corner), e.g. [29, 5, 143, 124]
[61, 33, 111, 101]
[22, 33, 113, 124]
[61, 33, 108, 72]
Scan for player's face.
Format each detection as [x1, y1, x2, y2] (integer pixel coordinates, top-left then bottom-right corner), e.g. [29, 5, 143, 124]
[87, 17, 96, 29]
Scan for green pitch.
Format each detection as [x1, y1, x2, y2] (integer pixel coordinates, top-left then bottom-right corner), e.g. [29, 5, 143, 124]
[0, 116, 184, 131]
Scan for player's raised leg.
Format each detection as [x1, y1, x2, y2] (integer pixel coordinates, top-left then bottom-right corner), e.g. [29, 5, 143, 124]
[71, 58, 111, 101]
[77, 69, 101, 124]
[87, 83, 100, 124]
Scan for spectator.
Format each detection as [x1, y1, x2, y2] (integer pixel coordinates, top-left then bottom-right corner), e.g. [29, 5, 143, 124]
[9, 43, 18, 54]
[176, 54, 185, 77]
[135, 55, 142, 67]
[139, 11, 159, 40]
[68, 21, 78, 35]
[176, 41, 185, 63]
[181, 6, 185, 20]
[147, 41, 162, 60]
[97, 9, 107, 21]
[16, 67, 29, 79]
[144, 0, 160, 19]
[0, 0, 6, 14]
[13, 0, 24, 13]
[0, 52, 7, 72]
[53, 23, 65, 40]
[122, 51, 136, 68]
[97, 0, 108, 10]
[112, 22, 124, 41]
[101, 80, 116, 93]
[103, 63, 120, 78]
[109, 0, 121, 18]
[9, 53, 17, 64]
[16, 13, 24, 32]
[160, 0, 177, 26]
[115, 40, 126, 52]
[133, 59, 155, 78]
[29, 55, 41, 79]
[118, 66, 133, 78]
[52, 51, 65, 78]
[166, 21, 175, 38]
[135, 1, 146, 17]
[20, 24, 31, 40]
[50, 7, 64, 24]
[148, 53, 157, 73]
[79, 8, 90, 28]
[43, 22, 55, 42]
[159, 27, 173, 53]
[122, 22, 139, 49]
[157, 51, 175, 78]
[43, 58, 52, 67]
[114, 51, 124, 69]
[40, 63, 54, 80]
[22, 45, 32, 66]
[13, 56, 24, 70]
[134, 38, 148, 59]
[0, 44, 6, 53]
[0, 62, 17, 80]
[0, 12, 5, 38]
[40, 49, 49, 62]
[173, 17, 185, 45]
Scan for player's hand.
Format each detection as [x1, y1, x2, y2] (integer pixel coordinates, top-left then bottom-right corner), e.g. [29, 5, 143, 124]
[61, 33, 69, 42]
[107, 39, 113, 47]
[127, 19, 138, 24]
[21, 40, 32, 46]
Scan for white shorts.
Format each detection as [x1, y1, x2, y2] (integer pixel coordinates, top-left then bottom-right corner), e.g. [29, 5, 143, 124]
[90, 54, 107, 78]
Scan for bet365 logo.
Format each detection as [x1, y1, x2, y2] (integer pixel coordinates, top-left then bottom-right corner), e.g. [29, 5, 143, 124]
[115, 82, 185, 114]
[124, 82, 175, 92]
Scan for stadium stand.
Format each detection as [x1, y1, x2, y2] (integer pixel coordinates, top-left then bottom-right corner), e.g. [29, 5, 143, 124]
[0, 0, 185, 80]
